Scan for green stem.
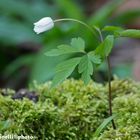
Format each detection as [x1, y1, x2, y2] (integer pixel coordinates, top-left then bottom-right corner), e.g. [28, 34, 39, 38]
[98, 28, 116, 129]
[54, 18, 98, 39]
[107, 57, 116, 129]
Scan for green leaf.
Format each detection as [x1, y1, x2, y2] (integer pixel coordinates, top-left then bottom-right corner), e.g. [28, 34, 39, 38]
[91, 115, 116, 139]
[88, 51, 101, 64]
[95, 35, 114, 58]
[51, 57, 81, 87]
[30, 41, 71, 83]
[102, 26, 123, 32]
[78, 55, 93, 85]
[45, 44, 83, 56]
[71, 37, 85, 52]
[45, 37, 85, 57]
[118, 29, 140, 38]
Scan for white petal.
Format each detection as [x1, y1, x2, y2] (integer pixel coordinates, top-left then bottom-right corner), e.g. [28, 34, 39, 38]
[34, 26, 48, 34]
[34, 17, 53, 26]
[33, 17, 54, 34]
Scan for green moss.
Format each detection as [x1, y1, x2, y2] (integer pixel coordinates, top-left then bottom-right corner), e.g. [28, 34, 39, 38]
[0, 79, 140, 139]
[99, 79, 140, 140]
[99, 95, 140, 139]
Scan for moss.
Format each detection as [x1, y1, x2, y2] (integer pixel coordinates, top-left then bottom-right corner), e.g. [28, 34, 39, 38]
[99, 95, 140, 140]
[99, 79, 140, 140]
[0, 79, 140, 139]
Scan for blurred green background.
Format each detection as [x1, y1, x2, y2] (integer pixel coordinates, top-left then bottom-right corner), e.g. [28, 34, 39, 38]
[0, 0, 140, 89]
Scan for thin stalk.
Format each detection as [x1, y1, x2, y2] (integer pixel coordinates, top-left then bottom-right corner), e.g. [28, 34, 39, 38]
[107, 57, 116, 129]
[98, 29, 116, 129]
[54, 18, 98, 39]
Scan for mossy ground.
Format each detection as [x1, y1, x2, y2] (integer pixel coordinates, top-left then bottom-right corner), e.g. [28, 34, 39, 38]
[0, 78, 140, 140]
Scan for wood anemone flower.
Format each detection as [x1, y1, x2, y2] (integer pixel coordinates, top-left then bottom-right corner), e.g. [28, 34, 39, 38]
[34, 17, 54, 34]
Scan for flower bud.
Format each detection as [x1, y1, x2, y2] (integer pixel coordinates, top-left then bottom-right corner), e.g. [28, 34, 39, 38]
[34, 17, 54, 34]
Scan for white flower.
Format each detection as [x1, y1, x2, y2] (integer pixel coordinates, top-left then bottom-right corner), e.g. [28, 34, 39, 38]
[34, 17, 54, 34]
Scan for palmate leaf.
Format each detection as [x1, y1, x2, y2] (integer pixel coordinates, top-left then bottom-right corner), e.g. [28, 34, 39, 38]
[71, 37, 85, 51]
[51, 57, 81, 87]
[88, 51, 101, 64]
[95, 35, 114, 58]
[78, 55, 93, 85]
[45, 37, 85, 56]
[45, 44, 81, 56]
